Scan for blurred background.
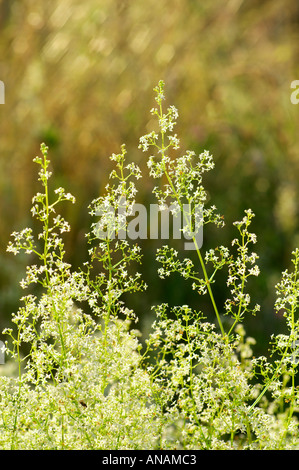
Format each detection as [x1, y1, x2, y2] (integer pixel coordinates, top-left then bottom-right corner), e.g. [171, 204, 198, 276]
[0, 0, 299, 356]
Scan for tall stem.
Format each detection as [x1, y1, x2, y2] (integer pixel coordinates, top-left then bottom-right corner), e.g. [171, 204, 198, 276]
[161, 153, 225, 337]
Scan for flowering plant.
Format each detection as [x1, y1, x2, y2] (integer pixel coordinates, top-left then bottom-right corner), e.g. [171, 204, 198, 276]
[0, 81, 298, 450]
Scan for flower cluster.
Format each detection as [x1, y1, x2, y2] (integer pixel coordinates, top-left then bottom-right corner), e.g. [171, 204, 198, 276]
[224, 209, 261, 325]
[156, 246, 195, 280]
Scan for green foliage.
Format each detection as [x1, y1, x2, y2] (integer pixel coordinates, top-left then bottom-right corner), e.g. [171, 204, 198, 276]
[0, 82, 298, 450]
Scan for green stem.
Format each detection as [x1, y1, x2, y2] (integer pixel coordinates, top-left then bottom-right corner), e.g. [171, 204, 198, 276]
[163, 162, 225, 337]
[193, 236, 226, 337]
[42, 159, 66, 365]
[227, 234, 247, 337]
[248, 335, 296, 412]
[11, 333, 22, 450]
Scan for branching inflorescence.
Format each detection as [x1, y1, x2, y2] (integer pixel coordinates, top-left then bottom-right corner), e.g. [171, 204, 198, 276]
[0, 82, 298, 450]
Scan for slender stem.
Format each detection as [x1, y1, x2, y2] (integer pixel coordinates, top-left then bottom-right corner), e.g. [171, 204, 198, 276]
[227, 233, 247, 337]
[278, 262, 298, 448]
[162, 157, 225, 337]
[193, 236, 226, 337]
[156, 98, 226, 337]
[249, 257, 299, 417]
[42, 154, 66, 364]
[248, 335, 295, 412]
[11, 329, 22, 450]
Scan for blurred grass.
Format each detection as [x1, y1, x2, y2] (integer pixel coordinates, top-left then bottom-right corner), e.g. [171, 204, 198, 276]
[0, 0, 299, 353]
